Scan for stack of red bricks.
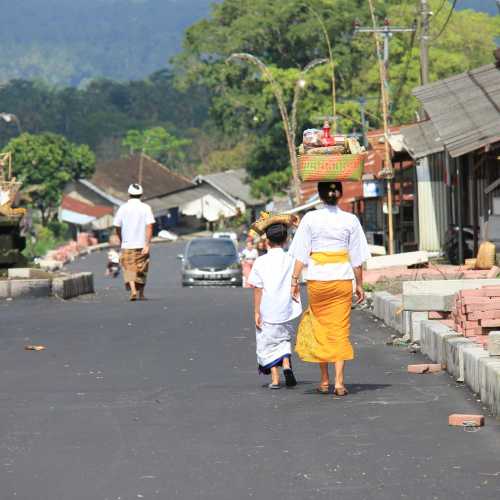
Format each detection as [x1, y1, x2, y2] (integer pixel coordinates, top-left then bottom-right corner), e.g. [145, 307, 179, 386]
[451, 286, 500, 346]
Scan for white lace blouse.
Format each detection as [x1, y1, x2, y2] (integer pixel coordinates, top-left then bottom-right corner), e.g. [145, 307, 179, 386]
[288, 205, 371, 281]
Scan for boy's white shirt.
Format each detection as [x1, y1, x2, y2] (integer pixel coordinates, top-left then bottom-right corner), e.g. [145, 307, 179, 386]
[248, 247, 302, 324]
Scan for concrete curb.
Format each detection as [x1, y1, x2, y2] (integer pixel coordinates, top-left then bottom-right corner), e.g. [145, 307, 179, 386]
[372, 291, 500, 416]
[52, 272, 94, 300]
[0, 272, 94, 300]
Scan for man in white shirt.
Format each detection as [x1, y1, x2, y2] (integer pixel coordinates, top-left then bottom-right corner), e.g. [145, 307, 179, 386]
[113, 183, 155, 301]
[248, 220, 302, 389]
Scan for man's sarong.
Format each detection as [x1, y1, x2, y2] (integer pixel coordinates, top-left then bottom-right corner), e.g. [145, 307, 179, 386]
[295, 245, 355, 363]
[120, 249, 149, 288]
[256, 319, 295, 374]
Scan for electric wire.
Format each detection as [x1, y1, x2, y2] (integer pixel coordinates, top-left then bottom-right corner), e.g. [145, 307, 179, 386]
[430, 0, 458, 41]
[392, 19, 417, 108]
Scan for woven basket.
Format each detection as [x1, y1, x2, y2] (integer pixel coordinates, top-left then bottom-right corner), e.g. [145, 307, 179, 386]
[0, 180, 22, 206]
[476, 241, 496, 270]
[298, 153, 365, 182]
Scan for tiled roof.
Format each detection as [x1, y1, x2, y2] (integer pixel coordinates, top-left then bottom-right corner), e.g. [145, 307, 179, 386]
[61, 196, 113, 218]
[195, 169, 263, 206]
[90, 154, 193, 201]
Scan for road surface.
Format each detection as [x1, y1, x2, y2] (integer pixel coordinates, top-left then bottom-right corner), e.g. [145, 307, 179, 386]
[1, 242, 499, 499]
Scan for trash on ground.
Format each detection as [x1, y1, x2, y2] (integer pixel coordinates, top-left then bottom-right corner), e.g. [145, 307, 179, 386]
[24, 345, 46, 351]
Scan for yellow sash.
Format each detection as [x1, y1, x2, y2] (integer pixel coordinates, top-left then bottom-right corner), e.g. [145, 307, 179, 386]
[310, 250, 349, 265]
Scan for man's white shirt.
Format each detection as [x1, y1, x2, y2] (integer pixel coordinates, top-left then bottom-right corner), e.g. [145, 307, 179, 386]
[113, 199, 155, 249]
[248, 247, 302, 324]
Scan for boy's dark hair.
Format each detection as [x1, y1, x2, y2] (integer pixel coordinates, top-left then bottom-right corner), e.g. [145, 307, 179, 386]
[265, 223, 288, 245]
[317, 181, 343, 205]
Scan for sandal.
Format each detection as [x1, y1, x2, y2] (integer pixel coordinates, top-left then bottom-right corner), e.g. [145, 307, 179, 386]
[316, 384, 330, 394]
[130, 293, 138, 302]
[283, 369, 297, 387]
[333, 386, 349, 397]
[268, 383, 281, 390]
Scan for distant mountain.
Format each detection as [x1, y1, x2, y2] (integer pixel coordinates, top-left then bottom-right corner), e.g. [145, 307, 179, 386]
[457, 0, 498, 15]
[0, 0, 216, 86]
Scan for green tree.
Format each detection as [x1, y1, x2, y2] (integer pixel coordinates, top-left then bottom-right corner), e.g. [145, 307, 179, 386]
[175, 0, 500, 184]
[122, 127, 192, 170]
[3, 133, 95, 225]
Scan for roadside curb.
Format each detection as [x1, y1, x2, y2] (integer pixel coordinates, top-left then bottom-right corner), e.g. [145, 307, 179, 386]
[0, 272, 94, 301]
[372, 291, 500, 416]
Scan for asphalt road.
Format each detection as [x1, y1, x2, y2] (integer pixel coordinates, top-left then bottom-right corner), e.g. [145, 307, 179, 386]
[1, 241, 500, 500]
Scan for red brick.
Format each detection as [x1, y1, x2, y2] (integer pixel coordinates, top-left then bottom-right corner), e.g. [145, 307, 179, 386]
[480, 319, 500, 327]
[462, 297, 491, 305]
[467, 310, 500, 321]
[460, 289, 485, 298]
[482, 286, 500, 297]
[462, 320, 480, 329]
[487, 266, 500, 279]
[448, 414, 484, 427]
[464, 328, 484, 337]
[428, 311, 451, 319]
[465, 301, 500, 313]
[439, 319, 455, 328]
[407, 364, 443, 374]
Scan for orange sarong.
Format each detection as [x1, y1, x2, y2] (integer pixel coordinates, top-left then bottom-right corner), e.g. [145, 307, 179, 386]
[295, 279, 354, 363]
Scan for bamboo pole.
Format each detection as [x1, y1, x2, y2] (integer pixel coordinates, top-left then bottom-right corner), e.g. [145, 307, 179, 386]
[367, 0, 394, 254]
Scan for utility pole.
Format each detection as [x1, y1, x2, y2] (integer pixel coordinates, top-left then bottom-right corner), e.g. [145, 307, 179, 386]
[354, 9, 415, 255]
[420, 0, 431, 86]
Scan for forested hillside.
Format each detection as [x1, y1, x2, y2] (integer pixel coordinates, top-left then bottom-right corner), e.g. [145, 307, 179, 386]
[0, 0, 214, 86]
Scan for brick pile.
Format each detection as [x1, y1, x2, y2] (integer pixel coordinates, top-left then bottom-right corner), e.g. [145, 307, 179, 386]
[451, 286, 500, 346]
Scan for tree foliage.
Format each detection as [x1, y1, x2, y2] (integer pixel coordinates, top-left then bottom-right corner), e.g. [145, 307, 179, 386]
[122, 127, 192, 170]
[175, 0, 500, 180]
[2, 133, 95, 225]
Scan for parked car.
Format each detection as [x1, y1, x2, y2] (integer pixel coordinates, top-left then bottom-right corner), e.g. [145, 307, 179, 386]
[179, 238, 242, 287]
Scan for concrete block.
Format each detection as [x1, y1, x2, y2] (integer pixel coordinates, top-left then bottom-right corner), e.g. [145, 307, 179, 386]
[10, 279, 50, 298]
[444, 336, 472, 382]
[488, 331, 500, 356]
[448, 414, 484, 427]
[0, 280, 10, 299]
[365, 251, 428, 271]
[420, 320, 460, 365]
[52, 272, 94, 299]
[410, 311, 429, 341]
[403, 279, 500, 311]
[463, 345, 490, 395]
[7, 268, 52, 279]
[478, 357, 500, 416]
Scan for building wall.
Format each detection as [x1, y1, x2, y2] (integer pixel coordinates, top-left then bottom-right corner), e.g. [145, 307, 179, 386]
[416, 153, 450, 252]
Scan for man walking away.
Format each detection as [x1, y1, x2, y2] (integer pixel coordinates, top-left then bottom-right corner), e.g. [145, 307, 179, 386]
[113, 183, 155, 301]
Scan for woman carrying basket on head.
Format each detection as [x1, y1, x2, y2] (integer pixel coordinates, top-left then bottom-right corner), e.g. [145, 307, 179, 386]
[288, 181, 370, 396]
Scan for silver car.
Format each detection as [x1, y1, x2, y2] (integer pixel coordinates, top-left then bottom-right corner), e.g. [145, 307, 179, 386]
[180, 238, 243, 287]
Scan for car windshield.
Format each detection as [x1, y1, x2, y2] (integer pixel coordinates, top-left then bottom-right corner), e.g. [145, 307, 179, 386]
[187, 239, 237, 258]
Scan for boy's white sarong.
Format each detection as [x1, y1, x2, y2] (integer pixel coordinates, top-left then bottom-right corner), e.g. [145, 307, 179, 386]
[256, 319, 295, 374]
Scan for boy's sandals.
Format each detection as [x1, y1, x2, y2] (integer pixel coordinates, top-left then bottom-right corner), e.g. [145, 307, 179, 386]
[333, 386, 349, 397]
[316, 383, 330, 394]
[268, 383, 281, 390]
[283, 369, 297, 387]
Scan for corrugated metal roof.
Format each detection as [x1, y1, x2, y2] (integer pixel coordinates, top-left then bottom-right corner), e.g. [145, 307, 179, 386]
[413, 64, 500, 158]
[148, 185, 217, 216]
[400, 120, 443, 159]
[194, 169, 263, 206]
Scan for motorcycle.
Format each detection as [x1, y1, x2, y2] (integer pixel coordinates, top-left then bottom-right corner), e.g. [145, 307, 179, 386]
[443, 225, 475, 265]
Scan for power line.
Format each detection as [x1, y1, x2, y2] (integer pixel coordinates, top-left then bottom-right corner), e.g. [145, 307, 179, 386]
[393, 19, 417, 107]
[430, 0, 458, 41]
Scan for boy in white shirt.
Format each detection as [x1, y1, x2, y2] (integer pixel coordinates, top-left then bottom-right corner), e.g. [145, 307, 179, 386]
[248, 220, 302, 389]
